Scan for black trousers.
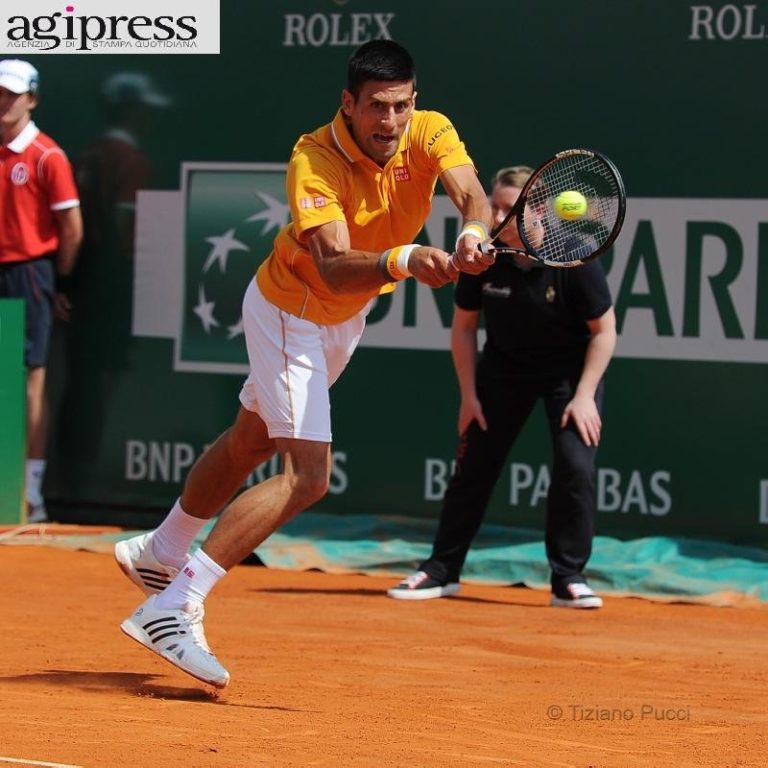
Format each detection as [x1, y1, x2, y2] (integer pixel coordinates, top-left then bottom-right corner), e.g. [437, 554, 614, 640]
[421, 365, 603, 591]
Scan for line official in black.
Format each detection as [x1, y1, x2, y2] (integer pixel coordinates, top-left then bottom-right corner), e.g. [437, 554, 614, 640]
[389, 165, 617, 607]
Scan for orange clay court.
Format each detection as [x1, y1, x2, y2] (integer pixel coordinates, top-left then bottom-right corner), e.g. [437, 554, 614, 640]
[0, 532, 766, 768]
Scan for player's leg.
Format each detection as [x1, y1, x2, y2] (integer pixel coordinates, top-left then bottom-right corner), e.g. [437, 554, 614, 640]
[163, 278, 365, 576]
[119, 279, 369, 685]
[389, 373, 536, 599]
[180, 406, 277, 521]
[543, 375, 604, 608]
[195, 436, 330, 570]
[115, 277, 297, 593]
[166, 280, 369, 570]
[120, 436, 330, 689]
[114, 405, 277, 593]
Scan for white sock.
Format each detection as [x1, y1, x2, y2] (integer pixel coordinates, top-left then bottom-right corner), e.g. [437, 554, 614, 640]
[26, 459, 46, 507]
[151, 498, 208, 569]
[155, 548, 226, 610]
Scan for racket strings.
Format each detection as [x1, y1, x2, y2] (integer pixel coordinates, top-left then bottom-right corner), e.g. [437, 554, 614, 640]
[519, 154, 623, 265]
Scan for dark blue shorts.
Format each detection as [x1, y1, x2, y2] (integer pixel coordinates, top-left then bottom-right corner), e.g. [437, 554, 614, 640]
[0, 257, 55, 367]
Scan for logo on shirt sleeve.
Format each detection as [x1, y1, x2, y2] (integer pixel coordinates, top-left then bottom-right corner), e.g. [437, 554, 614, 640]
[427, 124, 454, 147]
[299, 195, 327, 208]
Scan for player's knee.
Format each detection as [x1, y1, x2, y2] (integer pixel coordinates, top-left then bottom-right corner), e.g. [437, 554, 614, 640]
[291, 468, 329, 507]
[295, 472, 328, 506]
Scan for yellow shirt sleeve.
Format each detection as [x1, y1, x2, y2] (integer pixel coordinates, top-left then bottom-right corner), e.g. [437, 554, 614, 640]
[287, 143, 347, 240]
[410, 110, 476, 176]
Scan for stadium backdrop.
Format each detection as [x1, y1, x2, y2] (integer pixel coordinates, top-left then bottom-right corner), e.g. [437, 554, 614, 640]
[19, 1, 768, 544]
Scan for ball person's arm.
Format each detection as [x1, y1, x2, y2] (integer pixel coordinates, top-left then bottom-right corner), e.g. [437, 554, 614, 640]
[439, 164, 494, 274]
[560, 306, 617, 446]
[305, 219, 457, 291]
[451, 306, 488, 433]
[52, 206, 83, 321]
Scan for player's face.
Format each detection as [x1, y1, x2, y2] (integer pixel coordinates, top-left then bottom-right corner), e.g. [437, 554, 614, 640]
[342, 80, 416, 166]
[0, 87, 35, 135]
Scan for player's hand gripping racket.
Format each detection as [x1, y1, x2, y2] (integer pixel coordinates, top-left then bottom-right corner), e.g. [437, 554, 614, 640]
[459, 148, 626, 268]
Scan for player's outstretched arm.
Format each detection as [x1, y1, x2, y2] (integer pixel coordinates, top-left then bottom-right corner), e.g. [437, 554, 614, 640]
[306, 221, 456, 292]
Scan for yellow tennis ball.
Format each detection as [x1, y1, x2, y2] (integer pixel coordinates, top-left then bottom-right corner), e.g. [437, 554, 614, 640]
[554, 190, 588, 220]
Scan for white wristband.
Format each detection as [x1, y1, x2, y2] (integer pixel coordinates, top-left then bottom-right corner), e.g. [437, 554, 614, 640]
[454, 221, 489, 252]
[396, 244, 417, 277]
[381, 244, 419, 281]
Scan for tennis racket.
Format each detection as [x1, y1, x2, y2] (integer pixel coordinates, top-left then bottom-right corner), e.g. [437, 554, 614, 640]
[459, 148, 626, 268]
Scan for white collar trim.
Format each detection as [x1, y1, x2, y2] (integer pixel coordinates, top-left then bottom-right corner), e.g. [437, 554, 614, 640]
[8, 121, 40, 153]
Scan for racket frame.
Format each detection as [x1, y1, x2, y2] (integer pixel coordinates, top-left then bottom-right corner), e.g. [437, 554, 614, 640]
[486, 148, 626, 268]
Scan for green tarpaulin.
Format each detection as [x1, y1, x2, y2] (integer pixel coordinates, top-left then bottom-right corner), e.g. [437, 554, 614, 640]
[5, 513, 767, 606]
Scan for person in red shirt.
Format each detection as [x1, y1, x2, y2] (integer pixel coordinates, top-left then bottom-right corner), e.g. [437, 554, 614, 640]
[0, 59, 83, 523]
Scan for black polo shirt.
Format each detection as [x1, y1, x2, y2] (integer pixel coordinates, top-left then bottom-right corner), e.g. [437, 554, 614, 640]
[454, 255, 612, 378]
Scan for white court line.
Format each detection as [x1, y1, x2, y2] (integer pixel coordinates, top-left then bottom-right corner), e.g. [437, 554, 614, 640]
[0, 758, 83, 768]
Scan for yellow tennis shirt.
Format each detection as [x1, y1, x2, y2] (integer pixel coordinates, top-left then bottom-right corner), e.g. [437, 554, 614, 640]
[256, 108, 475, 324]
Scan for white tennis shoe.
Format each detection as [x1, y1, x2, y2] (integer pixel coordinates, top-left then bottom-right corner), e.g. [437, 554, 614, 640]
[114, 532, 187, 595]
[121, 595, 230, 688]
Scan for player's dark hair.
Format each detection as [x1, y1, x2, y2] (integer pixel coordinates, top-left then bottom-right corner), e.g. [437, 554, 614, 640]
[346, 40, 416, 98]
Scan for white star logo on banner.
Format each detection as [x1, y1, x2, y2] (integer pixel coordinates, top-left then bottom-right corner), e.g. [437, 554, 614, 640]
[192, 183, 290, 340]
[193, 284, 220, 333]
[203, 229, 250, 273]
[227, 317, 244, 340]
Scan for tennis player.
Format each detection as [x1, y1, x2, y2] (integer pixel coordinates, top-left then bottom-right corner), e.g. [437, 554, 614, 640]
[115, 40, 493, 687]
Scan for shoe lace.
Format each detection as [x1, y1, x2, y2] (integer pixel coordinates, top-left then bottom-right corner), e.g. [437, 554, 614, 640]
[568, 583, 596, 598]
[402, 571, 429, 588]
[182, 603, 213, 653]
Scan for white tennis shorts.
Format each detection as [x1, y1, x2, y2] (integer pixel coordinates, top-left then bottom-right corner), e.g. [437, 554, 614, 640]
[238, 278, 370, 442]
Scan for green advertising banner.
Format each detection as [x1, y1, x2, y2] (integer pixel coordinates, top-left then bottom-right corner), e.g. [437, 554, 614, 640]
[178, 165, 286, 371]
[0, 300, 25, 525]
[33, 1, 768, 546]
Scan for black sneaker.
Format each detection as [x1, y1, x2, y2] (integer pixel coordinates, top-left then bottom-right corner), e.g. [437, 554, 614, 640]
[387, 570, 460, 600]
[550, 582, 603, 609]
